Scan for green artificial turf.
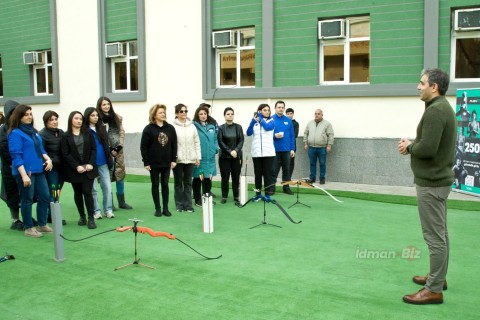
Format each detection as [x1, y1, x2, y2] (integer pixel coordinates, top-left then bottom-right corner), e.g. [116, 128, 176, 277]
[126, 174, 480, 211]
[1, 180, 480, 319]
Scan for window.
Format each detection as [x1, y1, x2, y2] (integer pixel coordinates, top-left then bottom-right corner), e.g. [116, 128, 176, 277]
[451, 8, 480, 81]
[0, 55, 3, 98]
[319, 16, 370, 84]
[214, 28, 255, 88]
[108, 40, 138, 92]
[33, 50, 53, 95]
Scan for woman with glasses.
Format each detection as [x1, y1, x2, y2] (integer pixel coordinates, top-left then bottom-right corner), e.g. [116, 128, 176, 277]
[246, 103, 275, 199]
[172, 104, 200, 212]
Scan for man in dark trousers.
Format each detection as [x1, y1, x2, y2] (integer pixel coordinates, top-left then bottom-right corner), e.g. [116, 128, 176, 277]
[286, 108, 299, 180]
[398, 68, 456, 305]
[271, 100, 295, 195]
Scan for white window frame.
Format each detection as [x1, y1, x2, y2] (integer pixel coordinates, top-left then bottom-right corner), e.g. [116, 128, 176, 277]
[109, 40, 138, 93]
[33, 50, 53, 96]
[450, 24, 480, 82]
[319, 17, 370, 85]
[215, 29, 255, 88]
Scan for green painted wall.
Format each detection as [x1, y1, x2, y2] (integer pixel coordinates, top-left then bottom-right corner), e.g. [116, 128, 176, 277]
[273, 0, 425, 86]
[105, 0, 137, 42]
[0, 0, 51, 97]
[212, 0, 263, 86]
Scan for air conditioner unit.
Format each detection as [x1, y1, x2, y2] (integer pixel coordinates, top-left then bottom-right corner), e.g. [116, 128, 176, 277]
[455, 8, 480, 31]
[105, 42, 126, 58]
[212, 30, 237, 48]
[23, 51, 44, 65]
[318, 19, 346, 39]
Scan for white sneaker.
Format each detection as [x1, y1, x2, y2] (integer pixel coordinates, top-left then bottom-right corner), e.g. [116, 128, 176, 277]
[93, 212, 103, 220]
[104, 211, 115, 218]
[25, 227, 43, 238]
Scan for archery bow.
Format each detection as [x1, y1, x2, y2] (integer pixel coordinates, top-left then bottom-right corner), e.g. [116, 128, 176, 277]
[237, 193, 302, 224]
[60, 225, 222, 260]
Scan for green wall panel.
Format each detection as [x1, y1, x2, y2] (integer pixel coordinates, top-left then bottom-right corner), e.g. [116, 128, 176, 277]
[274, 0, 425, 87]
[105, 0, 137, 42]
[212, 0, 263, 87]
[0, 0, 51, 97]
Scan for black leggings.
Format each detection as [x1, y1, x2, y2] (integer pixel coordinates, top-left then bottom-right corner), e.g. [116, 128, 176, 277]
[149, 167, 170, 210]
[252, 156, 274, 194]
[71, 179, 95, 218]
[219, 157, 241, 199]
[192, 177, 212, 202]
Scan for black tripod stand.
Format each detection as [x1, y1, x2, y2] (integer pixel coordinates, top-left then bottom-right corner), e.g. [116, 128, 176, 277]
[288, 181, 311, 209]
[114, 219, 155, 271]
[250, 196, 281, 229]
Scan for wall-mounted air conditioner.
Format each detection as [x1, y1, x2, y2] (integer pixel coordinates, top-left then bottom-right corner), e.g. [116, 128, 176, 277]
[212, 30, 237, 48]
[23, 51, 44, 65]
[105, 42, 126, 58]
[318, 19, 346, 39]
[455, 8, 480, 31]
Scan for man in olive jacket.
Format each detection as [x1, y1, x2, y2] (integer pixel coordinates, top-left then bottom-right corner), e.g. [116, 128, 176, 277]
[398, 68, 456, 305]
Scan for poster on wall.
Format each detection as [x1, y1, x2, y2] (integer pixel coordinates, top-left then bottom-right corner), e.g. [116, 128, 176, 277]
[454, 88, 480, 196]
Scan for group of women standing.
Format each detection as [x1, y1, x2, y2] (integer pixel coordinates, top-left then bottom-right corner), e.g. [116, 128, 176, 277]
[3, 97, 132, 237]
[141, 103, 246, 216]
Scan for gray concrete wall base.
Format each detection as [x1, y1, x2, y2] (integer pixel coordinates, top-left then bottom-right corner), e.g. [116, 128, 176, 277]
[124, 133, 414, 187]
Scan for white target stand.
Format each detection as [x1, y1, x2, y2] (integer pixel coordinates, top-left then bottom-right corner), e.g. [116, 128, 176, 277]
[202, 193, 214, 233]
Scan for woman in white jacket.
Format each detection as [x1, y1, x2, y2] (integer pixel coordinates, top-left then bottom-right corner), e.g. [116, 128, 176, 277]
[246, 103, 275, 198]
[172, 104, 201, 212]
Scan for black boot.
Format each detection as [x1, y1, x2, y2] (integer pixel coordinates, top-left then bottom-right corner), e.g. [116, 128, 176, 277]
[117, 193, 133, 209]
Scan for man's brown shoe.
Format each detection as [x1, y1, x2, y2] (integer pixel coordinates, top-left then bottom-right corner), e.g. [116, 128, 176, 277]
[413, 275, 447, 290]
[403, 288, 443, 305]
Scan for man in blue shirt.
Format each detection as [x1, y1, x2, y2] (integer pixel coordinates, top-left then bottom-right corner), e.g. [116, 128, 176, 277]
[270, 101, 295, 195]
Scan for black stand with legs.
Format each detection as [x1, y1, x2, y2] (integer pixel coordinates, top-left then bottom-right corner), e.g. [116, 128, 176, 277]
[114, 219, 155, 271]
[288, 180, 311, 209]
[250, 198, 281, 229]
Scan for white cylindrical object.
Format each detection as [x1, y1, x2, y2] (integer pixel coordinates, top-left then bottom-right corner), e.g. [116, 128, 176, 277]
[51, 202, 65, 262]
[240, 176, 248, 205]
[202, 194, 214, 233]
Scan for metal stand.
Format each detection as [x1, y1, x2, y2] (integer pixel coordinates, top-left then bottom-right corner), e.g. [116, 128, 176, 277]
[288, 182, 311, 209]
[250, 199, 281, 229]
[114, 219, 155, 271]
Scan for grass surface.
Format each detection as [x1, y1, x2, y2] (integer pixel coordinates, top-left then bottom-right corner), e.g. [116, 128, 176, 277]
[1, 179, 480, 319]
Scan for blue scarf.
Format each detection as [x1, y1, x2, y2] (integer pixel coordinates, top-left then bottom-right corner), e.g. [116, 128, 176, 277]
[18, 124, 43, 159]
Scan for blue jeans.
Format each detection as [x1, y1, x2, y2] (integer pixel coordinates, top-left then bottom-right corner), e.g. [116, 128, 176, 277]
[116, 179, 125, 194]
[15, 173, 50, 228]
[308, 146, 327, 181]
[46, 169, 64, 215]
[92, 164, 113, 213]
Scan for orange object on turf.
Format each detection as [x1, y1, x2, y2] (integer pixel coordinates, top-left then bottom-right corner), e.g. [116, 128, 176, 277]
[115, 226, 176, 240]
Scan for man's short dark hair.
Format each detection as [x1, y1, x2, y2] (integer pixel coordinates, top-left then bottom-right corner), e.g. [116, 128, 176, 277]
[285, 108, 294, 114]
[422, 68, 450, 96]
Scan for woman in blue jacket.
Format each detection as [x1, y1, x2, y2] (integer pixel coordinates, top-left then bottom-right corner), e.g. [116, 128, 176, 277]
[192, 105, 218, 207]
[8, 104, 53, 238]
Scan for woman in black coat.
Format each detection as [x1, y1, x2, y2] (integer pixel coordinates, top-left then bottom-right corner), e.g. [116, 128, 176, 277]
[140, 104, 177, 217]
[218, 107, 244, 205]
[39, 110, 66, 225]
[60, 111, 98, 229]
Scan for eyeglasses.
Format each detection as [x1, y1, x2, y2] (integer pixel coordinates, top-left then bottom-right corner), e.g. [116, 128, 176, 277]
[179, 110, 188, 114]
